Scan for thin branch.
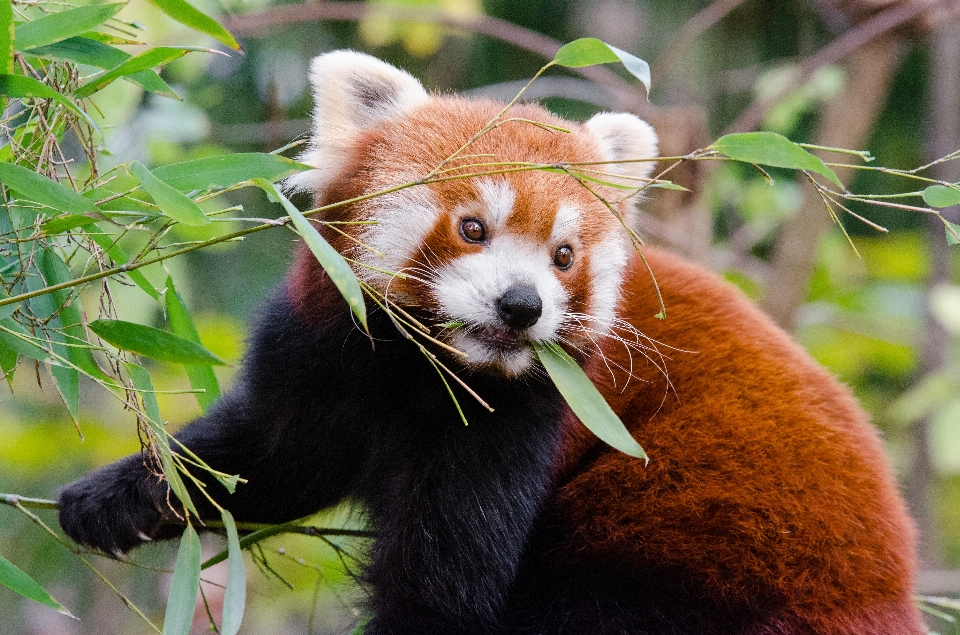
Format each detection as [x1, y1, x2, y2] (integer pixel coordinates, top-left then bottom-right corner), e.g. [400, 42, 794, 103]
[725, 0, 937, 134]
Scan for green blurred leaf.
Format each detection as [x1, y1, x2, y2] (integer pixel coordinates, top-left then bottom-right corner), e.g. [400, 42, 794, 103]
[90, 319, 225, 365]
[75, 46, 210, 98]
[165, 276, 221, 411]
[0, 0, 13, 74]
[14, 3, 125, 51]
[0, 553, 75, 617]
[147, 0, 240, 50]
[0, 162, 99, 215]
[711, 132, 842, 187]
[152, 153, 312, 192]
[29, 36, 178, 99]
[220, 509, 246, 635]
[0, 74, 99, 132]
[126, 362, 198, 517]
[254, 179, 367, 330]
[553, 38, 650, 97]
[923, 185, 960, 209]
[163, 523, 201, 635]
[533, 341, 647, 460]
[130, 161, 210, 226]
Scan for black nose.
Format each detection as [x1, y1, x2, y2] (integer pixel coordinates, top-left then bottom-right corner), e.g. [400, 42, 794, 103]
[496, 284, 542, 330]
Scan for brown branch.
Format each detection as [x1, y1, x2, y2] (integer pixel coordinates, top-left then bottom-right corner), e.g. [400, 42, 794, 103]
[651, 0, 750, 80]
[221, 1, 650, 113]
[725, 0, 941, 134]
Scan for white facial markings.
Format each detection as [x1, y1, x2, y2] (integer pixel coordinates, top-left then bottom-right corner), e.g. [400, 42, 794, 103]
[357, 185, 444, 284]
[551, 203, 581, 246]
[586, 229, 629, 331]
[476, 179, 516, 232]
[432, 234, 569, 375]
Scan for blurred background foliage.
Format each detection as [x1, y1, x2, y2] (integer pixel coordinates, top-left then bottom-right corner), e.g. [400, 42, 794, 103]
[2, 0, 960, 633]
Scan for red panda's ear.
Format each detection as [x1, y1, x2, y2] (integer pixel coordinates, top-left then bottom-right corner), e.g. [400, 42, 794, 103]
[582, 112, 659, 186]
[286, 50, 429, 195]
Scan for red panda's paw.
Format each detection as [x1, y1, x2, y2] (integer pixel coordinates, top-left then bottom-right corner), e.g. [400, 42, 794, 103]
[57, 455, 171, 557]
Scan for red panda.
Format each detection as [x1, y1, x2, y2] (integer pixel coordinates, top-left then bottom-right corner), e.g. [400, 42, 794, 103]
[58, 51, 924, 635]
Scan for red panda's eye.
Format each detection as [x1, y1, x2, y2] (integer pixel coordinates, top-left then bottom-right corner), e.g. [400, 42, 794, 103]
[554, 245, 574, 270]
[460, 218, 487, 243]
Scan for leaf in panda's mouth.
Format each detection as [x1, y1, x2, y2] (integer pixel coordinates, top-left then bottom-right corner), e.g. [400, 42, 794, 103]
[534, 341, 648, 462]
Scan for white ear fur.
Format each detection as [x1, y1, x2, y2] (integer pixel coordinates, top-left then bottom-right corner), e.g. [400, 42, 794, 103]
[583, 112, 659, 186]
[285, 50, 429, 194]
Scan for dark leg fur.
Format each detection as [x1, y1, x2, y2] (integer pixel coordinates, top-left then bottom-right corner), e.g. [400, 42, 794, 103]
[59, 286, 568, 634]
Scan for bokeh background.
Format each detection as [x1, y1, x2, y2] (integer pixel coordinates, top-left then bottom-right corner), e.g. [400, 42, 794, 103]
[2, 0, 959, 632]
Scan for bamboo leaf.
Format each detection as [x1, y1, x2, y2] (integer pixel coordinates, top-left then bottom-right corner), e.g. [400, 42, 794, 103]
[534, 341, 647, 461]
[75, 46, 211, 98]
[220, 509, 246, 635]
[165, 276, 221, 411]
[14, 3, 125, 51]
[710, 132, 842, 187]
[152, 153, 312, 192]
[253, 179, 367, 329]
[90, 319, 225, 365]
[945, 220, 960, 246]
[38, 249, 108, 381]
[163, 523, 202, 635]
[130, 161, 210, 226]
[553, 38, 650, 97]
[147, 0, 240, 50]
[86, 226, 161, 301]
[923, 184, 960, 209]
[0, 162, 99, 215]
[0, 74, 99, 133]
[0, 318, 51, 362]
[126, 363, 198, 517]
[0, 0, 13, 74]
[0, 553, 76, 617]
[28, 36, 178, 99]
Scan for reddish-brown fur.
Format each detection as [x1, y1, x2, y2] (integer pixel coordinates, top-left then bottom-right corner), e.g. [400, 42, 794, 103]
[551, 248, 923, 634]
[288, 93, 923, 633]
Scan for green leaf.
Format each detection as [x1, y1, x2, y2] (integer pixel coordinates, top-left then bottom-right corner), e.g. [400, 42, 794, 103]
[534, 341, 647, 460]
[75, 46, 210, 98]
[923, 184, 960, 209]
[41, 214, 99, 235]
[710, 132, 842, 187]
[126, 362, 197, 517]
[553, 38, 650, 97]
[0, 74, 99, 132]
[51, 363, 80, 422]
[147, 0, 240, 50]
[945, 220, 960, 246]
[220, 509, 246, 635]
[0, 317, 51, 362]
[163, 523, 202, 635]
[90, 319, 225, 365]
[0, 0, 13, 74]
[29, 36, 178, 99]
[14, 3, 125, 51]
[0, 553, 75, 617]
[85, 226, 161, 301]
[130, 161, 210, 226]
[39, 249, 108, 380]
[152, 153, 312, 192]
[0, 162, 100, 216]
[254, 179, 367, 330]
[165, 276, 221, 411]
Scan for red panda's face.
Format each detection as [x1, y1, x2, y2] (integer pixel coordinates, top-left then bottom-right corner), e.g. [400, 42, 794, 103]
[287, 51, 658, 377]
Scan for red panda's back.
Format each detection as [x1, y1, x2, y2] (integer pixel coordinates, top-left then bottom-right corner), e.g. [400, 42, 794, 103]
[551, 247, 924, 634]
